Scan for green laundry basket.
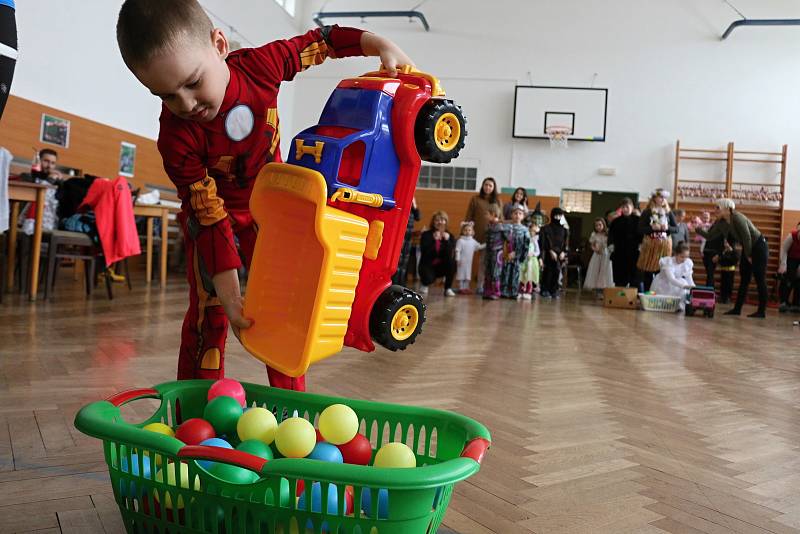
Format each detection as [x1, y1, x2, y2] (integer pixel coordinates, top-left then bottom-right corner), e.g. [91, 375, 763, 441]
[74, 380, 491, 533]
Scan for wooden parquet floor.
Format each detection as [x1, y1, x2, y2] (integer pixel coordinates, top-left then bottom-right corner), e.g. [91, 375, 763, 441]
[1, 276, 800, 533]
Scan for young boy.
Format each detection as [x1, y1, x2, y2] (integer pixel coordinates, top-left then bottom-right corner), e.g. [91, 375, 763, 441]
[500, 205, 530, 299]
[540, 207, 569, 298]
[116, 0, 412, 389]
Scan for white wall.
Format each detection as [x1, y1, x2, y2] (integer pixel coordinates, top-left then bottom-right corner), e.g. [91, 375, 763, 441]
[11, 1, 301, 145]
[293, 0, 800, 208]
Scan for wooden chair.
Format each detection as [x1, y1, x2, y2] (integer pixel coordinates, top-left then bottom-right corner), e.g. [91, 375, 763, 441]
[44, 230, 98, 300]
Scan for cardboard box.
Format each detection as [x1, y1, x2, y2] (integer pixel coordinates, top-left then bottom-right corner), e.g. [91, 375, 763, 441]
[603, 287, 639, 309]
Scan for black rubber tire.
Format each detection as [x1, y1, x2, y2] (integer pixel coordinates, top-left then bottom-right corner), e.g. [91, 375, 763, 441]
[685, 305, 695, 317]
[706, 308, 714, 318]
[414, 99, 467, 164]
[369, 285, 426, 351]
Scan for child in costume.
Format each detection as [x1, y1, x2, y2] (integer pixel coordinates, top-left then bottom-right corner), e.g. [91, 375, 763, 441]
[482, 204, 506, 300]
[519, 219, 541, 299]
[650, 242, 695, 311]
[116, 0, 411, 388]
[454, 221, 484, 294]
[500, 205, 530, 299]
[584, 217, 613, 298]
[540, 207, 569, 298]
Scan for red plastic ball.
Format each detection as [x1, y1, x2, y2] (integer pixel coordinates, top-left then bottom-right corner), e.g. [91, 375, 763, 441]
[175, 418, 215, 445]
[208, 378, 246, 408]
[345, 485, 354, 514]
[296, 478, 306, 498]
[337, 433, 372, 465]
[315, 429, 324, 443]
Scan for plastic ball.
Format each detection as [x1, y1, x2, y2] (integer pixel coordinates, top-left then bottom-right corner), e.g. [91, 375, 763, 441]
[119, 453, 152, 497]
[361, 488, 389, 519]
[236, 439, 274, 460]
[337, 433, 372, 465]
[298, 482, 338, 514]
[318, 404, 359, 445]
[196, 438, 233, 471]
[154, 462, 200, 509]
[175, 418, 215, 445]
[373, 442, 416, 468]
[209, 462, 259, 485]
[204, 396, 243, 436]
[236, 407, 278, 445]
[308, 442, 343, 463]
[275, 417, 316, 458]
[208, 378, 246, 407]
[143, 422, 175, 437]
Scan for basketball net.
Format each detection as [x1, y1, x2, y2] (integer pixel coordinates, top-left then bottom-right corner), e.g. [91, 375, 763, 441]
[545, 126, 571, 149]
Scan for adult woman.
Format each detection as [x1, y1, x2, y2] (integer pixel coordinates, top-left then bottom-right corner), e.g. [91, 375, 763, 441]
[418, 211, 457, 297]
[697, 198, 768, 318]
[0, 0, 17, 121]
[637, 189, 677, 291]
[465, 177, 502, 291]
[503, 187, 529, 221]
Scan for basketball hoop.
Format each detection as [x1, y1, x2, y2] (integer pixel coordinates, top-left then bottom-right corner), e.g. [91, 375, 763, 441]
[545, 126, 571, 149]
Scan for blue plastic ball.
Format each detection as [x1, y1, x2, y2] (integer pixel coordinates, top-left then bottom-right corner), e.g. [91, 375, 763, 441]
[196, 437, 233, 471]
[361, 488, 389, 519]
[298, 482, 338, 514]
[308, 442, 344, 464]
[119, 453, 152, 497]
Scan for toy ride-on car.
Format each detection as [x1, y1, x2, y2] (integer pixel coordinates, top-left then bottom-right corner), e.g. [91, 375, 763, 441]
[241, 66, 467, 377]
[685, 286, 716, 318]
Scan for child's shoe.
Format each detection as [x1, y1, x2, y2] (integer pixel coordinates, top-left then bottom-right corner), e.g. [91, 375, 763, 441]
[522, 293, 532, 300]
[444, 288, 456, 297]
[419, 285, 429, 296]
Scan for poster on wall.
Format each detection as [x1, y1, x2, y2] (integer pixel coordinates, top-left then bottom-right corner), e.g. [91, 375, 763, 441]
[40, 113, 70, 148]
[119, 142, 136, 177]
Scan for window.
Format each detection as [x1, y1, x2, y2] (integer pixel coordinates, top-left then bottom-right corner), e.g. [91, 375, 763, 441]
[273, 0, 295, 17]
[418, 165, 478, 191]
[561, 189, 592, 213]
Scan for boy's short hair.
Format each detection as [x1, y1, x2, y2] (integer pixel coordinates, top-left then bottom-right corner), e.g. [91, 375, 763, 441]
[674, 208, 685, 216]
[486, 204, 502, 218]
[39, 148, 57, 159]
[117, 0, 213, 69]
[619, 197, 634, 208]
[675, 242, 690, 255]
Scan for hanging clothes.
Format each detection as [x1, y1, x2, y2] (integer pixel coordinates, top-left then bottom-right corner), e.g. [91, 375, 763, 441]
[79, 177, 141, 265]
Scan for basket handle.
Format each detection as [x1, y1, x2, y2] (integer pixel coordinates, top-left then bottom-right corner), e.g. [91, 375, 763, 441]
[460, 437, 490, 464]
[107, 388, 160, 407]
[177, 445, 268, 473]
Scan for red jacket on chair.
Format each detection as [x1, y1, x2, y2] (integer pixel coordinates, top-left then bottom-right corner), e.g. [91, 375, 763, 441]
[79, 177, 141, 266]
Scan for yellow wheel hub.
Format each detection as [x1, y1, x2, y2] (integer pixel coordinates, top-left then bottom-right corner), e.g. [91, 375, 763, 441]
[391, 304, 419, 341]
[434, 113, 460, 151]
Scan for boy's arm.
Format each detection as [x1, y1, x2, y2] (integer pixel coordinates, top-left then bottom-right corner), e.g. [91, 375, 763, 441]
[158, 118, 252, 330]
[252, 26, 412, 83]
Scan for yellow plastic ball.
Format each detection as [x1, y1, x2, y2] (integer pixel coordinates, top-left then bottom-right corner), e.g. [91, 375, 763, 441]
[237, 407, 278, 445]
[154, 462, 200, 509]
[275, 417, 316, 458]
[143, 422, 175, 437]
[318, 404, 359, 445]
[373, 442, 416, 468]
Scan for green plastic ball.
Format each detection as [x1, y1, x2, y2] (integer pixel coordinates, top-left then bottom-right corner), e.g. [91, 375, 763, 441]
[203, 396, 243, 436]
[236, 439, 274, 460]
[209, 462, 259, 485]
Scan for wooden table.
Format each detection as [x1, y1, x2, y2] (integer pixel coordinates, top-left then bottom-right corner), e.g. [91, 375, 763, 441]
[6, 181, 52, 301]
[133, 203, 171, 287]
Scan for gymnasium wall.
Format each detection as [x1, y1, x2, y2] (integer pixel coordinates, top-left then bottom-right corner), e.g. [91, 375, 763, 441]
[294, 0, 800, 210]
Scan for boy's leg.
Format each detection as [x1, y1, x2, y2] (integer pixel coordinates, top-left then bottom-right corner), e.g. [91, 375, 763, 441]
[237, 223, 306, 391]
[178, 231, 228, 380]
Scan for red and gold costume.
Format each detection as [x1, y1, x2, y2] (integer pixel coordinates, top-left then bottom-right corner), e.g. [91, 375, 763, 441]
[157, 26, 365, 389]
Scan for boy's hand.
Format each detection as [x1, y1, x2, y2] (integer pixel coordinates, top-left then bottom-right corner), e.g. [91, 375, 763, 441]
[361, 33, 414, 76]
[212, 269, 254, 343]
